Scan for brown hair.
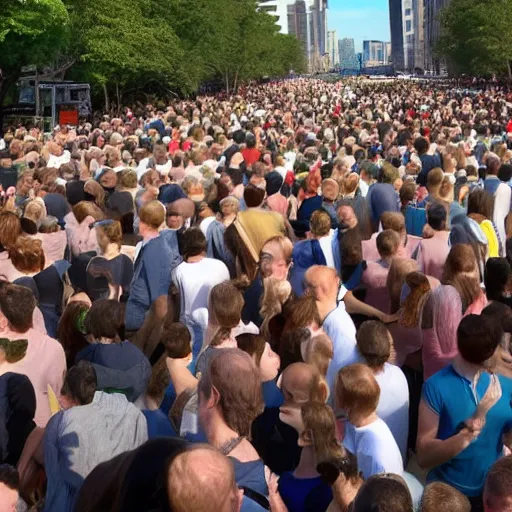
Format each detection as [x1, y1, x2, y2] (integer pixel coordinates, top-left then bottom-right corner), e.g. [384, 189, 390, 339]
[139, 200, 165, 230]
[376, 229, 400, 258]
[400, 272, 431, 328]
[335, 363, 380, 417]
[73, 201, 105, 224]
[198, 349, 264, 437]
[84, 299, 124, 340]
[161, 322, 192, 359]
[467, 188, 494, 220]
[303, 333, 333, 378]
[353, 474, 413, 512]
[209, 282, 244, 328]
[380, 212, 406, 234]
[310, 210, 332, 237]
[210, 327, 232, 347]
[387, 258, 418, 314]
[0, 211, 22, 249]
[442, 244, 481, 310]
[118, 169, 138, 189]
[84, 179, 106, 208]
[301, 401, 344, 462]
[283, 295, 321, 334]
[260, 276, 291, 339]
[96, 220, 123, 249]
[356, 321, 391, 369]
[484, 456, 512, 511]
[421, 482, 471, 512]
[0, 283, 36, 332]
[57, 301, 90, 367]
[236, 333, 266, 367]
[9, 237, 45, 274]
[427, 167, 444, 190]
[145, 356, 171, 405]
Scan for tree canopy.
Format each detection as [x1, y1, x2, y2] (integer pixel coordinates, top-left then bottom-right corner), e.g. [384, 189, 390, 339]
[0, 0, 306, 109]
[436, 0, 512, 77]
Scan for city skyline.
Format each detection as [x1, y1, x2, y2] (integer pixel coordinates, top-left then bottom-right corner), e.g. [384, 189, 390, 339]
[328, 0, 391, 53]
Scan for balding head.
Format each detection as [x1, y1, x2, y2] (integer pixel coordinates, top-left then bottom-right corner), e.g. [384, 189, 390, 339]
[279, 362, 328, 406]
[168, 446, 242, 512]
[304, 265, 339, 303]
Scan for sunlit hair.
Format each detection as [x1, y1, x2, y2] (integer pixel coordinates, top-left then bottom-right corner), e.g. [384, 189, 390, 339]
[73, 201, 105, 224]
[301, 401, 344, 463]
[386, 258, 418, 314]
[0, 211, 22, 249]
[96, 220, 123, 250]
[260, 276, 292, 339]
[9, 236, 45, 274]
[237, 333, 266, 367]
[376, 229, 400, 258]
[380, 212, 406, 234]
[400, 272, 432, 328]
[303, 333, 333, 377]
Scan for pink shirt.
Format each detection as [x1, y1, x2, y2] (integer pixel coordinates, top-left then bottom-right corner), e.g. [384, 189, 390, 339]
[361, 260, 391, 313]
[414, 231, 450, 281]
[0, 327, 66, 426]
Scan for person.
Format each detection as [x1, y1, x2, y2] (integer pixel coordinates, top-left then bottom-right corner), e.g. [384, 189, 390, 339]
[197, 349, 267, 498]
[467, 189, 501, 258]
[356, 320, 410, 462]
[0, 282, 66, 427]
[278, 401, 337, 512]
[416, 137, 442, 186]
[0, 464, 20, 512]
[56, 300, 90, 368]
[125, 200, 181, 334]
[351, 473, 414, 512]
[172, 227, 230, 347]
[43, 361, 148, 512]
[336, 363, 404, 478]
[366, 162, 400, 232]
[167, 445, 254, 512]
[77, 299, 151, 402]
[414, 202, 451, 280]
[417, 314, 512, 507]
[483, 456, 512, 512]
[87, 219, 134, 301]
[420, 482, 471, 512]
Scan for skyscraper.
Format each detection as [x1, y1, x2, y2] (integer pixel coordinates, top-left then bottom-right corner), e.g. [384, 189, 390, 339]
[287, 1, 309, 60]
[388, 0, 424, 72]
[257, 0, 290, 34]
[424, 0, 450, 73]
[338, 38, 358, 70]
[327, 30, 339, 67]
[309, 0, 328, 71]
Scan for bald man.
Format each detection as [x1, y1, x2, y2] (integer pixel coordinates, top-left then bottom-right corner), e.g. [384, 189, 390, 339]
[168, 445, 267, 512]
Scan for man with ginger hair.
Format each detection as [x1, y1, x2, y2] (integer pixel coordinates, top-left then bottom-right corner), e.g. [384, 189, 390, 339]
[167, 445, 245, 512]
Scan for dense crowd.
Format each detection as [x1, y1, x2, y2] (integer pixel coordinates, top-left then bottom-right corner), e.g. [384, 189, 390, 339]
[0, 77, 511, 512]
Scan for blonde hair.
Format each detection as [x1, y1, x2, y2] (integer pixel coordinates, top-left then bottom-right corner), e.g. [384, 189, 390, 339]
[73, 201, 105, 224]
[24, 199, 47, 226]
[303, 333, 333, 378]
[139, 200, 165, 230]
[259, 276, 292, 339]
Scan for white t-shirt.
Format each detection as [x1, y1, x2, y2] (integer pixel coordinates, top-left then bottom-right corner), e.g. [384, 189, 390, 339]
[318, 230, 335, 269]
[199, 216, 217, 237]
[343, 418, 403, 479]
[373, 363, 410, 462]
[172, 258, 230, 327]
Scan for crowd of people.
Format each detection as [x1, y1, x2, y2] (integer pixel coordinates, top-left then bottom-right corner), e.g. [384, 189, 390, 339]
[0, 76, 511, 512]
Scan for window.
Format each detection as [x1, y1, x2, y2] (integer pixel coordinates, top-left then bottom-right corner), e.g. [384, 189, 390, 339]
[405, 19, 412, 32]
[405, 8, 411, 16]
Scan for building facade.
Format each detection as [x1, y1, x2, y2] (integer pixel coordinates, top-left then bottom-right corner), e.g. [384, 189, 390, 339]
[327, 30, 339, 67]
[363, 40, 387, 66]
[338, 38, 358, 70]
[258, 0, 290, 34]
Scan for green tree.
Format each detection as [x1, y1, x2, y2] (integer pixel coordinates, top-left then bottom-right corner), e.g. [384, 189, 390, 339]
[0, 0, 69, 108]
[437, 0, 512, 77]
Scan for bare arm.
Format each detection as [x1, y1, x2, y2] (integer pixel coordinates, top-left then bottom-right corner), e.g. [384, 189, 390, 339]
[166, 358, 198, 397]
[416, 398, 475, 470]
[344, 291, 399, 325]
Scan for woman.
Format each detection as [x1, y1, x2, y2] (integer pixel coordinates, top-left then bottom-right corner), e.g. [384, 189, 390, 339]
[76, 299, 151, 402]
[0, 210, 23, 281]
[57, 300, 90, 369]
[87, 220, 134, 301]
[219, 196, 239, 228]
[422, 244, 487, 380]
[278, 402, 337, 512]
[64, 201, 104, 258]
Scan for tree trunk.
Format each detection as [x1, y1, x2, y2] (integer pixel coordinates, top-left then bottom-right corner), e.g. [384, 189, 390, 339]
[103, 83, 110, 112]
[225, 71, 230, 95]
[233, 69, 239, 94]
[115, 82, 121, 115]
[507, 60, 512, 79]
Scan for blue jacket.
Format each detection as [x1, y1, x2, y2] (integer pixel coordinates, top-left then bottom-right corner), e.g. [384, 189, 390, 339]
[289, 239, 326, 296]
[125, 230, 182, 331]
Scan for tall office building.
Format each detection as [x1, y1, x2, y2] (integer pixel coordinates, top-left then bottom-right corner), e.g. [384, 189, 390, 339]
[338, 38, 358, 70]
[363, 40, 387, 66]
[388, 0, 424, 72]
[424, 0, 450, 73]
[309, 0, 328, 71]
[258, 0, 290, 34]
[287, 1, 309, 60]
[385, 42, 392, 64]
[327, 30, 339, 67]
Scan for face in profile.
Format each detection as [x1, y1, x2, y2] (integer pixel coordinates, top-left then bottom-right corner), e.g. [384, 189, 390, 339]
[258, 342, 280, 382]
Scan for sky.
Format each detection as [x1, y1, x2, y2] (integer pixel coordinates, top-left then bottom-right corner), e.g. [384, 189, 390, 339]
[328, 0, 391, 53]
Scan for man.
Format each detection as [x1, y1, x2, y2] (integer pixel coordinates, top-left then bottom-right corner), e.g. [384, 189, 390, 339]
[172, 228, 230, 355]
[0, 283, 66, 427]
[417, 315, 512, 507]
[415, 136, 442, 187]
[366, 162, 400, 232]
[44, 362, 147, 512]
[167, 445, 246, 512]
[241, 134, 261, 168]
[483, 456, 512, 512]
[352, 474, 414, 512]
